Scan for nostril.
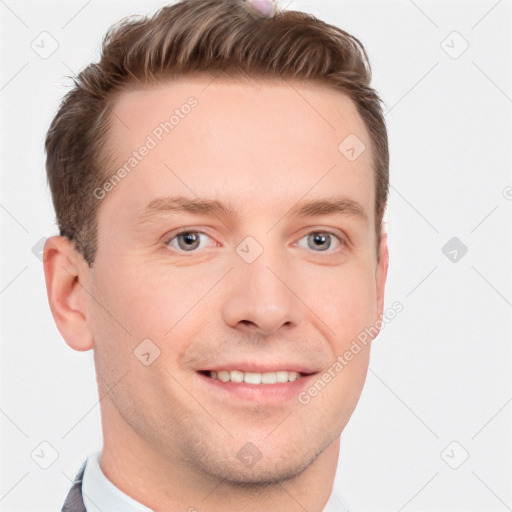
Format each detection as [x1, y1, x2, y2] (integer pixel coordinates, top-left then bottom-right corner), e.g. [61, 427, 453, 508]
[239, 320, 257, 329]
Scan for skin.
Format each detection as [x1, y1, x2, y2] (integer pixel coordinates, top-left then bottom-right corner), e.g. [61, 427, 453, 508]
[44, 74, 388, 512]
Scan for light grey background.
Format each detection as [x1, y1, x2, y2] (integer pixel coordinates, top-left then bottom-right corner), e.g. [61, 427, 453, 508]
[1, 0, 511, 511]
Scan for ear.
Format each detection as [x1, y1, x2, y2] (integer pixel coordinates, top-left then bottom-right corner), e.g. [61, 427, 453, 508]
[374, 227, 389, 327]
[43, 236, 94, 351]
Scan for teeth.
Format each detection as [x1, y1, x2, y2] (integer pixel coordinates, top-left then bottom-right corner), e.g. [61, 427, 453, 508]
[275, 371, 289, 383]
[208, 370, 301, 384]
[230, 370, 244, 383]
[244, 372, 261, 384]
[261, 372, 276, 384]
[218, 371, 230, 382]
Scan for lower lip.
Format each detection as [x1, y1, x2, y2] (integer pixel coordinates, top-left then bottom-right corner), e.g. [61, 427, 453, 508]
[196, 372, 318, 405]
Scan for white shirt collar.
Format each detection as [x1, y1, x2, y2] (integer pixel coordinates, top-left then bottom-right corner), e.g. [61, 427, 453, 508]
[81, 450, 350, 511]
[323, 491, 351, 512]
[81, 451, 152, 512]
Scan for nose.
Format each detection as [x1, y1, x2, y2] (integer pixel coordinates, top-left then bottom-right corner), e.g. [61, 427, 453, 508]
[221, 243, 302, 337]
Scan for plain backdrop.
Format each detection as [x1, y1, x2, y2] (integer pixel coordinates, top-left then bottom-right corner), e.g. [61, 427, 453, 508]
[1, 0, 511, 511]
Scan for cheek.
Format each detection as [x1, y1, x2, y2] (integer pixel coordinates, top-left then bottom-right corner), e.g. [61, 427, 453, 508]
[88, 267, 189, 408]
[93, 261, 182, 338]
[92, 260, 214, 371]
[310, 264, 377, 343]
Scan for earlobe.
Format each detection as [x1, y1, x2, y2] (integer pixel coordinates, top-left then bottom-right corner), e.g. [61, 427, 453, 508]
[43, 236, 94, 352]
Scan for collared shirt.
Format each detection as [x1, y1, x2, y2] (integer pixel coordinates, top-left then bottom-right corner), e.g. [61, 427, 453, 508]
[81, 451, 350, 511]
[82, 452, 152, 512]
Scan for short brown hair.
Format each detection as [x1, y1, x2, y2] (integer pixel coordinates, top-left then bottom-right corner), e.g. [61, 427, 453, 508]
[45, 0, 388, 266]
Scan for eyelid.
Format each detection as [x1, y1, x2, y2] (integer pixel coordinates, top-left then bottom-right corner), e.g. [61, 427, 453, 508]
[293, 229, 345, 251]
[163, 228, 219, 252]
[163, 227, 347, 254]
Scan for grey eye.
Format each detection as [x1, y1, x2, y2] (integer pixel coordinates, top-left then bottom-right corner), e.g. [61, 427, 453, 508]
[177, 232, 201, 251]
[308, 232, 331, 251]
[168, 231, 210, 252]
[296, 231, 341, 252]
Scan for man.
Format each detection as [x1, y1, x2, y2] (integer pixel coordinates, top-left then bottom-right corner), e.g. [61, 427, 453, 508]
[43, 0, 389, 510]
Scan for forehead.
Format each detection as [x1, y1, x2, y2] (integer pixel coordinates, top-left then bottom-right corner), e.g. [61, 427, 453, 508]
[101, 75, 375, 226]
[110, 75, 370, 149]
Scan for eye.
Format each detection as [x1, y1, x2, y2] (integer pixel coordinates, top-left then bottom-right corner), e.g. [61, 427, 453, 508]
[165, 230, 214, 253]
[295, 231, 342, 252]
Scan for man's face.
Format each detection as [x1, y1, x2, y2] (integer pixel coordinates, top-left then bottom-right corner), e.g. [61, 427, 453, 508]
[85, 76, 387, 483]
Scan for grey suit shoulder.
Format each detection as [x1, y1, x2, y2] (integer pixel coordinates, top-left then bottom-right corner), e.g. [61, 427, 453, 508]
[61, 460, 87, 512]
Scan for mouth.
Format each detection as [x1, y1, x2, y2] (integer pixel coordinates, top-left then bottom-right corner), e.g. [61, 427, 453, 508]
[198, 369, 306, 384]
[196, 368, 319, 404]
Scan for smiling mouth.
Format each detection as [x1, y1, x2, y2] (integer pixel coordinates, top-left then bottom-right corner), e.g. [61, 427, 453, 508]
[198, 369, 308, 384]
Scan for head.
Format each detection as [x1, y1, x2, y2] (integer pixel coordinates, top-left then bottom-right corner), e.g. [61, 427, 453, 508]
[44, 0, 389, 487]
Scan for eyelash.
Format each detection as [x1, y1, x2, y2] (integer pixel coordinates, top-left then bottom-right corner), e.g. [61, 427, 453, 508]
[164, 229, 345, 254]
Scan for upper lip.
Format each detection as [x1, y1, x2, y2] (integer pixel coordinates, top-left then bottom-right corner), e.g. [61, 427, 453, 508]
[198, 363, 320, 374]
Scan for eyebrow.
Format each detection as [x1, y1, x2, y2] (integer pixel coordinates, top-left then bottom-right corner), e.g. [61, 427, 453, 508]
[139, 196, 236, 222]
[288, 197, 368, 222]
[138, 195, 368, 224]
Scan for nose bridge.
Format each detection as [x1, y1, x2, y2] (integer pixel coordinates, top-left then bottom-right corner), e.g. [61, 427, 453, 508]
[245, 243, 287, 302]
[222, 234, 301, 336]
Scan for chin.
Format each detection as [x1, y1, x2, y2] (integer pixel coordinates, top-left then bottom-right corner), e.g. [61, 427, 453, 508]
[199, 437, 328, 488]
